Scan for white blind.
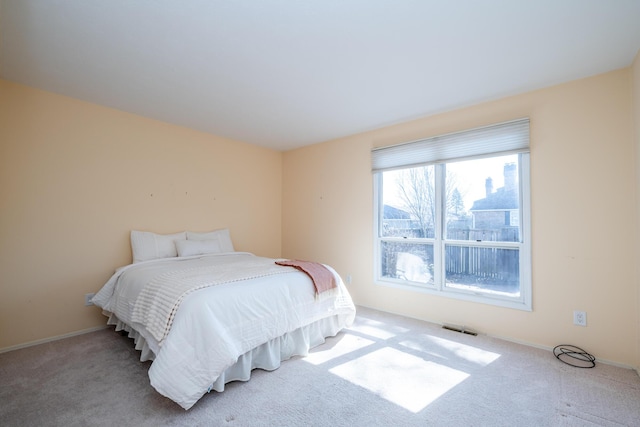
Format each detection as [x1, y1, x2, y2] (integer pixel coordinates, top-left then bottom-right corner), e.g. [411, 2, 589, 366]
[372, 118, 530, 172]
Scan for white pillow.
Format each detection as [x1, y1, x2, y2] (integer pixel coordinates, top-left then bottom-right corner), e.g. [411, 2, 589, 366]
[186, 228, 234, 252]
[130, 230, 187, 263]
[176, 239, 222, 257]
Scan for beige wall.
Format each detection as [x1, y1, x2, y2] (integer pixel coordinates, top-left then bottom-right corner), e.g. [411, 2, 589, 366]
[0, 79, 283, 350]
[2, 65, 639, 369]
[283, 68, 639, 368]
[633, 50, 640, 372]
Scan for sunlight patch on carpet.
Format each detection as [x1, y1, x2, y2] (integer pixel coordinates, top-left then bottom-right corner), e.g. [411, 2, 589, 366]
[400, 335, 501, 366]
[346, 317, 408, 340]
[303, 333, 375, 365]
[330, 347, 469, 413]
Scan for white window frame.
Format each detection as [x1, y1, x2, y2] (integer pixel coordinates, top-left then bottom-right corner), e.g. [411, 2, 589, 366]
[372, 119, 532, 311]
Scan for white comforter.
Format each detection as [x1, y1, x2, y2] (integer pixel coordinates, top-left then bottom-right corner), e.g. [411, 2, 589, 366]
[92, 252, 356, 409]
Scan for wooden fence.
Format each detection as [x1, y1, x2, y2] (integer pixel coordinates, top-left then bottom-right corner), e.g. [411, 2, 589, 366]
[382, 227, 520, 283]
[444, 245, 518, 282]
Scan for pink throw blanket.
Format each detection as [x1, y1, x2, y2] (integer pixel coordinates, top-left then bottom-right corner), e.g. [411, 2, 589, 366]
[275, 260, 337, 295]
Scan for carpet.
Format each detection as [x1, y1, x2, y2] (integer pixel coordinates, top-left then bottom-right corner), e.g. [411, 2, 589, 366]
[1, 306, 639, 426]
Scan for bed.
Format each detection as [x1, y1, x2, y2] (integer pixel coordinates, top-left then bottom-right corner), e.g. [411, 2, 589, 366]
[91, 229, 356, 410]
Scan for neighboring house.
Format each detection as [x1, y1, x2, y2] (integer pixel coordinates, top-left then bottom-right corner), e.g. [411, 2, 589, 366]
[382, 204, 416, 237]
[384, 204, 411, 220]
[469, 163, 519, 241]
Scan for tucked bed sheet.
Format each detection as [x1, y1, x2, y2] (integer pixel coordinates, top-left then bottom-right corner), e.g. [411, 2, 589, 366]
[92, 252, 356, 409]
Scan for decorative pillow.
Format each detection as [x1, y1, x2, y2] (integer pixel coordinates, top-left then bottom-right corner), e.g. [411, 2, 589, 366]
[130, 230, 187, 263]
[186, 228, 234, 252]
[176, 239, 222, 257]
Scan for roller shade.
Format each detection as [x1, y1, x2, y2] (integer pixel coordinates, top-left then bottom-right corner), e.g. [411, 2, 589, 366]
[372, 118, 529, 172]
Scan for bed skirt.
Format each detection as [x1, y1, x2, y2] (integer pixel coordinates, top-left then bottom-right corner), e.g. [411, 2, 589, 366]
[105, 312, 346, 396]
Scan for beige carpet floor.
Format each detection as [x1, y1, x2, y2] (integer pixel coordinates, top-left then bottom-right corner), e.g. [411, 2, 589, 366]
[1, 306, 639, 426]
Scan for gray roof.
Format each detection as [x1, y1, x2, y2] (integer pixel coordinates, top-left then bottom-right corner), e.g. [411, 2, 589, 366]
[384, 205, 411, 219]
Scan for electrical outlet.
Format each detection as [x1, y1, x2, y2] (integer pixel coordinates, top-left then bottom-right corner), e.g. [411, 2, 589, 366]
[573, 310, 587, 326]
[85, 293, 95, 306]
[345, 274, 352, 285]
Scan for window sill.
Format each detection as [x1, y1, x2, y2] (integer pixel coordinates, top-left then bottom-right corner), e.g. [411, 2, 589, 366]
[374, 279, 532, 312]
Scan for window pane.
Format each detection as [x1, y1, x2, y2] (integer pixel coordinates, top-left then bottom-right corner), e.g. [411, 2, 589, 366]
[445, 155, 519, 242]
[380, 241, 434, 285]
[381, 166, 436, 238]
[444, 245, 520, 297]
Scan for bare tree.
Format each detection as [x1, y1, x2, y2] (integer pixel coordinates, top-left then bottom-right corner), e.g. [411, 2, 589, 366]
[395, 165, 468, 238]
[396, 166, 435, 238]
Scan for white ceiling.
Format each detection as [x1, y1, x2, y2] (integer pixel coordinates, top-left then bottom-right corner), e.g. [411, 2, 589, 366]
[2, 1, 640, 151]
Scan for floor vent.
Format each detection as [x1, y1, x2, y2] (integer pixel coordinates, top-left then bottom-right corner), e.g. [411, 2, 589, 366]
[442, 323, 478, 336]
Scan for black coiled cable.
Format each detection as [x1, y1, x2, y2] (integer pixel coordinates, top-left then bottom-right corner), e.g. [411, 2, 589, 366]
[553, 344, 596, 368]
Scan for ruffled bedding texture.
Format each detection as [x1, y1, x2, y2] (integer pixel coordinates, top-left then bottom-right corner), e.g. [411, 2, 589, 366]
[92, 252, 356, 410]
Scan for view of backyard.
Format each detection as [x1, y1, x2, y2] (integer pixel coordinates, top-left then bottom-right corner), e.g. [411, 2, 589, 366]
[379, 155, 521, 298]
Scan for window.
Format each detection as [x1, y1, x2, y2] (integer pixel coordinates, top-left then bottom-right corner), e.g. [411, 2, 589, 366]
[373, 119, 531, 310]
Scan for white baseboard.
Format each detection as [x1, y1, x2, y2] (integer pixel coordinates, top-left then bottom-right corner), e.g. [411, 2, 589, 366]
[484, 333, 637, 371]
[0, 325, 109, 354]
[356, 304, 639, 372]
